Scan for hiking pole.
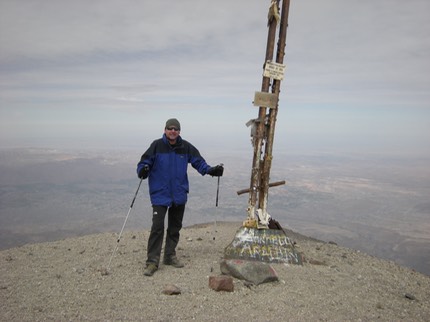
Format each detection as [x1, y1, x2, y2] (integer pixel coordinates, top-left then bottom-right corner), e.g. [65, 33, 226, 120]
[106, 176, 144, 272]
[213, 163, 223, 241]
[210, 163, 223, 273]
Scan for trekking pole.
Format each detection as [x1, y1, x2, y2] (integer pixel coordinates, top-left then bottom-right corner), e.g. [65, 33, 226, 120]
[210, 164, 223, 273]
[106, 176, 144, 271]
[213, 163, 223, 241]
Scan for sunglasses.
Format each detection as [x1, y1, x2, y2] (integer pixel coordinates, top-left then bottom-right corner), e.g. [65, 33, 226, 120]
[166, 127, 179, 131]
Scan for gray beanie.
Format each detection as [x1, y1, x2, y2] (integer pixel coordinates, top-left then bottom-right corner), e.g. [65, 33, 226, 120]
[165, 118, 181, 130]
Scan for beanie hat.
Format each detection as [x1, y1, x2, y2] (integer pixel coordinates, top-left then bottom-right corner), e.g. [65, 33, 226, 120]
[165, 118, 181, 130]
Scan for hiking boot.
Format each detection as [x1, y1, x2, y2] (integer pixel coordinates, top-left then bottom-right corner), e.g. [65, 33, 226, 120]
[143, 263, 158, 276]
[163, 256, 184, 268]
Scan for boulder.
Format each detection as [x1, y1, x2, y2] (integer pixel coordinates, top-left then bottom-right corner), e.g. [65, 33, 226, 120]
[220, 259, 278, 285]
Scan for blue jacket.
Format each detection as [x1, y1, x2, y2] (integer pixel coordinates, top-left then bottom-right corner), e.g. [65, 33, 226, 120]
[137, 134, 211, 206]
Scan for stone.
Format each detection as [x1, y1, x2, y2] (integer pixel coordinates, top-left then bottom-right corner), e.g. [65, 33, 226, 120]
[209, 275, 234, 292]
[224, 227, 302, 264]
[99, 268, 109, 276]
[405, 293, 417, 301]
[163, 284, 181, 295]
[220, 259, 279, 285]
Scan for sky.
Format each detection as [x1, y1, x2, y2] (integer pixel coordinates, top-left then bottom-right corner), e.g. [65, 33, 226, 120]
[1, 0, 429, 156]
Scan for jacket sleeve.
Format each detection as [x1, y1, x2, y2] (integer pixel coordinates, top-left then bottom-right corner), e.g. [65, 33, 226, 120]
[188, 143, 211, 175]
[136, 141, 156, 177]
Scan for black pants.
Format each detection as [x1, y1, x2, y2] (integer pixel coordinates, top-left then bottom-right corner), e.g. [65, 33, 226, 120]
[146, 204, 185, 266]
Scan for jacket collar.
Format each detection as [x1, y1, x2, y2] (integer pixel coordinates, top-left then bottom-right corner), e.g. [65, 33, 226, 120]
[162, 133, 182, 147]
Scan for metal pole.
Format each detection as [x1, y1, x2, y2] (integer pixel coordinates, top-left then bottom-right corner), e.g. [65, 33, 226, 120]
[107, 177, 144, 271]
[213, 163, 223, 240]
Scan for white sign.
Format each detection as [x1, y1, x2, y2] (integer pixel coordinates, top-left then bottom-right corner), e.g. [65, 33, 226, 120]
[253, 91, 278, 109]
[263, 61, 286, 80]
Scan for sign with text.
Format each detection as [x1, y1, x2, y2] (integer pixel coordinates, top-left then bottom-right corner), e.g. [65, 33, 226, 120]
[253, 91, 278, 109]
[224, 227, 303, 264]
[263, 61, 286, 80]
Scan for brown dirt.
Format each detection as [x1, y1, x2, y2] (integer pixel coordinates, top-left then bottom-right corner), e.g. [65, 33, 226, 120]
[1, 222, 429, 321]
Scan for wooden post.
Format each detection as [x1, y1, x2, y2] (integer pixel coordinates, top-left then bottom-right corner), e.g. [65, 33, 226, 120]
[247, 0, 280, 220]
[259, 0, 291, 214]
[247, 0, 291, 226]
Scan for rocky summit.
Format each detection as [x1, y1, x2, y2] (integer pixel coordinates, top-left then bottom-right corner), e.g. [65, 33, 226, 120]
[1, 222, 429, 321]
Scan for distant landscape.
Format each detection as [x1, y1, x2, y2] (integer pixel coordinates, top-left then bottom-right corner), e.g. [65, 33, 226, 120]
[0, 147, 429, 276]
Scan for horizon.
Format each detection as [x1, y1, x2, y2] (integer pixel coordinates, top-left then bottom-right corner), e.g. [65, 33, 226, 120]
[0, 147, 429, 276]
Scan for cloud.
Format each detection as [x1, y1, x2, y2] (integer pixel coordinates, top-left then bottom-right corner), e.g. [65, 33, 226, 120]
[0, 1, 265, 62]
[0, 0, 429, 153]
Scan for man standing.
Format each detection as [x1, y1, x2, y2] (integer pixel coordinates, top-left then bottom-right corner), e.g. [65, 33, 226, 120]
[137, 118, 224, 276]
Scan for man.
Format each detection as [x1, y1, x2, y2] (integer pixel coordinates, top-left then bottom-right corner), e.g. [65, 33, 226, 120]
[137, 118, 224, 276]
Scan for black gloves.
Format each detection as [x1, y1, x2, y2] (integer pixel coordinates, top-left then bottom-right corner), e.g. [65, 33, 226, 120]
[207, 164, 224, 177]
[140, 164, 223, 178]
[138, 165, 150, 179]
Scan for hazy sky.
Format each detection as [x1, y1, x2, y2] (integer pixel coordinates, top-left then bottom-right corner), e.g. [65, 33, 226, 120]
[1, 0, 429, 156]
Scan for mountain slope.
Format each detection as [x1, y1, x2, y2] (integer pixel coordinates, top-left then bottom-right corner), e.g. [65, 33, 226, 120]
[1, 222, 429, 321]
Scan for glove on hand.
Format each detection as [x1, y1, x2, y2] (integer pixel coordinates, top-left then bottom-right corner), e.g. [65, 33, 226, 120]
[138, 165, 150, 179]
[207, 165, 224, 177]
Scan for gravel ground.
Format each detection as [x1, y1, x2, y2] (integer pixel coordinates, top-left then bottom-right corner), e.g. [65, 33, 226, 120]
[1, 221, 429, 321]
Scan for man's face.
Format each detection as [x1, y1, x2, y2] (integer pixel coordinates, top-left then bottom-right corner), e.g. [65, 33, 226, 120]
[165, 126, 180, 143]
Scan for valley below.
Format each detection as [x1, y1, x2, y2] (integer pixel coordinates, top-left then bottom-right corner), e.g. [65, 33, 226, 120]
[1, 147, 429, 276]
